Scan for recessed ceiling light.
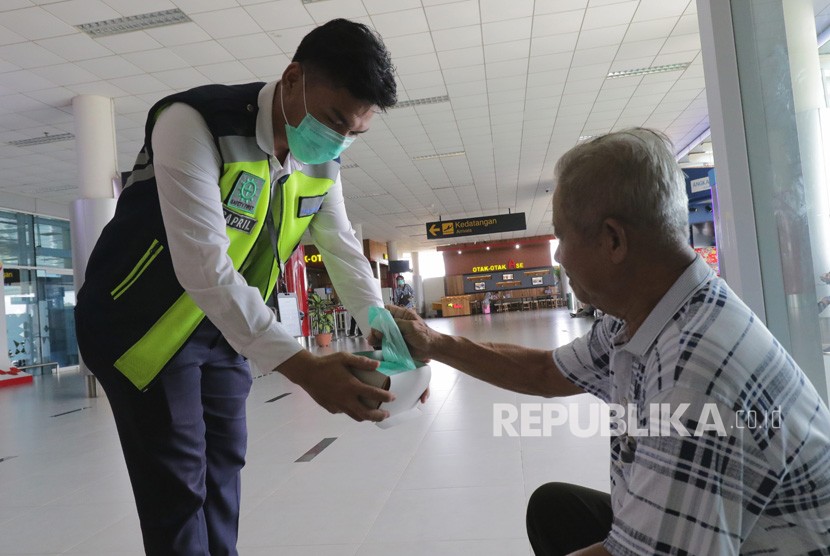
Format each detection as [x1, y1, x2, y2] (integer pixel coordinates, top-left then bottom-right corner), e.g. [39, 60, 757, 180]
[9, 133, 74, 147]
[578, 135, 595, 141]
[392, 95, 450, 109]
[412, 151, 466, 161]
[515, 244, 520, 249]
[76, 9, 191, 38]
[606, 62, 691, 79]
[457, 250, 462, 255]
[486, 246, 490, 250]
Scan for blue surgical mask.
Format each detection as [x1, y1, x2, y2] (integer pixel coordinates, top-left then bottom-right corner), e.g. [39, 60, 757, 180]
[280, 74, 354, 165]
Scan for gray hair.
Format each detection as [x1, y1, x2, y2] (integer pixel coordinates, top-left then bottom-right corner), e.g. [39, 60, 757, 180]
[553, 128, 689, 250]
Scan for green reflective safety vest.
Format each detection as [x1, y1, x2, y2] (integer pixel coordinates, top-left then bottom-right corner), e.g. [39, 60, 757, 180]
[75, 82, 338, 391]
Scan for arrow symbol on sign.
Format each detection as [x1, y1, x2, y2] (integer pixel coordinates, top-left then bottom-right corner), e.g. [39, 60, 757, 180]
[429, 224, 441, 237]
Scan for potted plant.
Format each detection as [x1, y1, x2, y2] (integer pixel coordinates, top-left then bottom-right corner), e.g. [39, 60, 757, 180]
[307, 292, 335, 347]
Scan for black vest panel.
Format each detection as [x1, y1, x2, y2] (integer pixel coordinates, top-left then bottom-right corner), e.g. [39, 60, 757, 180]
[75, 83, 267, 378]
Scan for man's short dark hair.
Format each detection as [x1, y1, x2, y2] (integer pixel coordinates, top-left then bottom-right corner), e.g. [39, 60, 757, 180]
[293, 19, 397, 110]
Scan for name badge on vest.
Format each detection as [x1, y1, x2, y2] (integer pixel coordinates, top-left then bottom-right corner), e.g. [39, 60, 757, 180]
[223, 207, 257, 234]
[226, 171, 265, 215]
[297, 194, 327, 218]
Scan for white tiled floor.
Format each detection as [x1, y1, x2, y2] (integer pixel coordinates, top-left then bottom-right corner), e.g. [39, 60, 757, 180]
[0, 308, 609, 555]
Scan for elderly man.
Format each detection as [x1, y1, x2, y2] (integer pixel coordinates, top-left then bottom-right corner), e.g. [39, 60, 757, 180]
[388, 128, 830, 555]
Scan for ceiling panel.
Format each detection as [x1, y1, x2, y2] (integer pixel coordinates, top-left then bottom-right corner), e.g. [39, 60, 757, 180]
[42, 0, 120, 25]
[0, 0, 814, 252]
[372, 7, 429, 37]
[1, 7, 77, 40]
[243, 1, 315, 30]
[583, 1, 638, 29]
[482, 17, 532, 45]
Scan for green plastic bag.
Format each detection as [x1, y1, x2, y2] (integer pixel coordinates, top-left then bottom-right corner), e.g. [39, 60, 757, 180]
[368, 306, 416, 374]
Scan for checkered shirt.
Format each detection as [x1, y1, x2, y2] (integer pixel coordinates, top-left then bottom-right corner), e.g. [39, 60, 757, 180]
[553, 256, 830, 555]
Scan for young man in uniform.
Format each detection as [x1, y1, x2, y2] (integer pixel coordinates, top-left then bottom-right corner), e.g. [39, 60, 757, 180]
[76, 19, 401, 555]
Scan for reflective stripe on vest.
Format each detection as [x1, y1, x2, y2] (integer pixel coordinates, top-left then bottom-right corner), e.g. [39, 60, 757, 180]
[114, 133, 338, 390]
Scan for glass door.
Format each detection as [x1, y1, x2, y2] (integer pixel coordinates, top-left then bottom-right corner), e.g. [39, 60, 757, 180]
[36, 270, 77, 367]
[4, 269, 41, 367]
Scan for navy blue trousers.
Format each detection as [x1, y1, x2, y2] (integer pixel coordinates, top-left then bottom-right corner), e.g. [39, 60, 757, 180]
[91, 321, 251, 556]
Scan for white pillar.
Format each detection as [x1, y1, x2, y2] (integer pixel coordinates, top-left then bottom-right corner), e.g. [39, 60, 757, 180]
[73, 95, 119, 199]
[373, 260, 386, 302]
[560, 267, 572, 311]
[386, 241, 399, 262]
[71, 95, 119, 397]
[411, 251, 425, 315]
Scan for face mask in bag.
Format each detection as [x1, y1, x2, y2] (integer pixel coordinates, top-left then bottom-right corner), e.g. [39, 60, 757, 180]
[349, 307, 430, 428]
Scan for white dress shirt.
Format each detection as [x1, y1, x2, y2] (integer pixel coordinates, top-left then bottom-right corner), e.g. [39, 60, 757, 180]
[151, 80, 382, 374]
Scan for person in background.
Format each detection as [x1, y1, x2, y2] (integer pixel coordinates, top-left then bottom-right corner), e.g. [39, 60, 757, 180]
[393, 275, 415, 309]
[348, 316, 362, 337]
[570, 303, 596, 318]
[386, 128, 830, 555]
[482, 291, 493, 314]
[75, 19, 403, 556]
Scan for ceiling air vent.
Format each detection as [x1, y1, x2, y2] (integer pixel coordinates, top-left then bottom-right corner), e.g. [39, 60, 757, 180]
[344, 192, 388, 199]
[76, 9, 191, 38]
[9, 133, 74, 147]
[392, 95, 450, 109]
[412, 151, 465, 161]
[607, 62, 691, 79]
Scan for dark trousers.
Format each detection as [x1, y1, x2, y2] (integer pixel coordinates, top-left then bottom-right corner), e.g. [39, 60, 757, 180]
[90, 321, 252, 556]
[526, 482, 613, 556]
[348, 316, 361, 336]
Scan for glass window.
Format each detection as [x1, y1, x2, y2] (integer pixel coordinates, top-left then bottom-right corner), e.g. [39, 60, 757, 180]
[0, 211, 34, 267]
[720, 1, 830, 395]
[34, 216, 72, 269]
[1, 210, 77, 369]
[418, 249, 446, 278]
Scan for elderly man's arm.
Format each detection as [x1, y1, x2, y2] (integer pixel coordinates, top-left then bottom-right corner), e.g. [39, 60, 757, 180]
[388, 305, 583, 398]
[569, 543, 611, 556]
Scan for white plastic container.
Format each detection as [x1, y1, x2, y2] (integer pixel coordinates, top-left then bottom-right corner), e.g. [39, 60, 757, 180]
[351, 350, 431, 429]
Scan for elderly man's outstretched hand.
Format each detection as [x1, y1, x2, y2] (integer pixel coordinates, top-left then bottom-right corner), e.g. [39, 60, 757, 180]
[384, 304, 440, 363]
[384, 304, 439, 404]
